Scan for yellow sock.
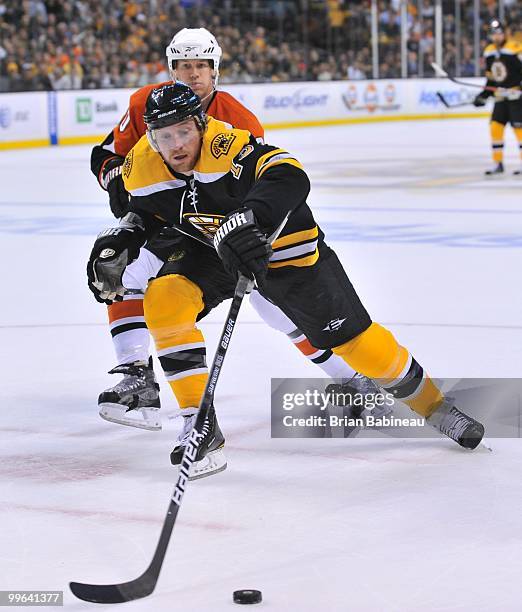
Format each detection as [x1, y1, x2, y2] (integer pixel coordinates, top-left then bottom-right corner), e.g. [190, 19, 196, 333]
[144, 274, 207, 409]
[332, 323, 443, 417]
[490, 121, 505, 163]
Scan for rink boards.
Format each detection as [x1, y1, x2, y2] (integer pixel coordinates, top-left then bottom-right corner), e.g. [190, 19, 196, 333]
[0, 78, 488, 149]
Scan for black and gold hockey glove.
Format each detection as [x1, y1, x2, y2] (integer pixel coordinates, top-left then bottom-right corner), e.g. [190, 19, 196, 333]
[473, 91, 490, 107]
[87, 213, 146, 304]
[214, 208, 272, 283]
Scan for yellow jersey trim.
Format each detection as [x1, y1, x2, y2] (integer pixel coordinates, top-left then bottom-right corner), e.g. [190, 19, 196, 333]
[258, 157, 304, 179]
[272, 226, 318, 250]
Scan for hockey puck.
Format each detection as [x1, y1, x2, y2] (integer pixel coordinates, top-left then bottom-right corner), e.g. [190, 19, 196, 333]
[233, 589, 262, 605]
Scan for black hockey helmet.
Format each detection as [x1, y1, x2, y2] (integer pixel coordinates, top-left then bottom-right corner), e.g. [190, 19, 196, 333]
[143, 82, 206, 131]
[488, 19, 505, 35]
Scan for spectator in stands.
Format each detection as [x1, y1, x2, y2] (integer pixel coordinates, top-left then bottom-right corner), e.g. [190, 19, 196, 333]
[0, 0, 521, 92]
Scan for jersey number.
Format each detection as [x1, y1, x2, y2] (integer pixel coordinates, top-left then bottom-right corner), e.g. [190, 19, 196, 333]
[231, 160, 243, 180]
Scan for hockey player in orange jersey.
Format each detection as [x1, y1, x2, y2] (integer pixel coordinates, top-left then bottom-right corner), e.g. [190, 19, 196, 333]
[90, 28, 378, 432]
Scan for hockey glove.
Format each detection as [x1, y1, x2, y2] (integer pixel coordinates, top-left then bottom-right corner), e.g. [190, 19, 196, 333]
[473, 91, 489, 107]
[87, 213, 146, 304]
[101, 157, 129, 218]
[214, 208, 272, 283]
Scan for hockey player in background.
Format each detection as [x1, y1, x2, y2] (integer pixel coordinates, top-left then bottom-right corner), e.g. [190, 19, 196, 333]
[86, 83, 485, 479]
[473, 19, 522, 176]
[91, 27, 374, 432]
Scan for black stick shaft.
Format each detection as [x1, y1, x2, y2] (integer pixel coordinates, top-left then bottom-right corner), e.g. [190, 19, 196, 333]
[147, 275, 252, 569]
[69, 275, 252, 604]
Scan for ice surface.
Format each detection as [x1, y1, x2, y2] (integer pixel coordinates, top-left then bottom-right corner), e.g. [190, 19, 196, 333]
[1, 118, 521, 611]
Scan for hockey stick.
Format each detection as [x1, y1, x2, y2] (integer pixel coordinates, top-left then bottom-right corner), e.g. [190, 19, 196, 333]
[435, 91, 474, 108]
[70, 213, 290, 604]
[70, 274, 253, 604]
[431, 62, 522, 97]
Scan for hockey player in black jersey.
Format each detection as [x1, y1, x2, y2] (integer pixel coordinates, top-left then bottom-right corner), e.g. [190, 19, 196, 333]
[473, 19, 522, 175]
[87, 83, 485, 475]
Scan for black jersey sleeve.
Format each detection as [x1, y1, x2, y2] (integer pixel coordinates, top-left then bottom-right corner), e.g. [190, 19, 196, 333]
[236, 143, 311, 233]
[243, 164, 310, 233]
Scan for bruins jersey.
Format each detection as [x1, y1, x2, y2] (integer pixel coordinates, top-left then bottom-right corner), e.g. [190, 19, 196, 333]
[483, 40, 522, 91]
[123, 117, 322, 269]
[91, 86, 264, 189]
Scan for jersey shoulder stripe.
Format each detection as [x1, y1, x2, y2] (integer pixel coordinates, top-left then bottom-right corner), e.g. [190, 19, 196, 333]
[484, 40, 522, 56]
[504, 40, 522, 54]
[255, 148, 304, 179]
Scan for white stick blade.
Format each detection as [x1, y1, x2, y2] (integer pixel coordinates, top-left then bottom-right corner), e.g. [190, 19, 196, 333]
[431, 62, 448, 78]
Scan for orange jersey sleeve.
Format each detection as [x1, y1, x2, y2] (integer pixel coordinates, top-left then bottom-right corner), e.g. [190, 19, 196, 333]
[112, 81, 171, 157]
[207, 91, 264, 141]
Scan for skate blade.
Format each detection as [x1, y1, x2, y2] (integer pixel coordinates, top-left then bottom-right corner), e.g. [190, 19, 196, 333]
[185, 448, 227, 481]
[479, 439, 493, 452]
[99, 404, 162, 431]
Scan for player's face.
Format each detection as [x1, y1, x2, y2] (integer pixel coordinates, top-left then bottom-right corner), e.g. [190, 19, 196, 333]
[491, 32, 505, 46]
[153, 119, 202, 173]
[174, 60, 214, 98]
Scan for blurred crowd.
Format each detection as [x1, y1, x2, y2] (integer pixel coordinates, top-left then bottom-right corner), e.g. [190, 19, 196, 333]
[0, 0, 521, 92]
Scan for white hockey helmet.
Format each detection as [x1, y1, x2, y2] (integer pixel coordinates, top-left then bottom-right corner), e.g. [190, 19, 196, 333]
[166, 28, 222, 85]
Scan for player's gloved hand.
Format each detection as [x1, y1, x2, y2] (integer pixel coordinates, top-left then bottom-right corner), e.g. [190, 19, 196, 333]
[473, 91, 489, 107]
[101, 157, 129, 218]
[214, 208, 272, 283]
[87, 213, 146, 304]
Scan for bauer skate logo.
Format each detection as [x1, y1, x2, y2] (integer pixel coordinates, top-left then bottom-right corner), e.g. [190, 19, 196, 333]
[323, 317, 347, 332]
[211, 132, 236, 158]
[172, 423, 209, 505]
[99, 248, 116, 259]
[213, 213, 247, 246]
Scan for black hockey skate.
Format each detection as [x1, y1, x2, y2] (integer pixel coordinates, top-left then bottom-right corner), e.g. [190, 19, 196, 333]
[98, 358, 161, 431]
[484, 162, 504, 176]
[427, 399, 484, 450]
[170, 406, 227, 480]
[513, 167, 522, 176]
